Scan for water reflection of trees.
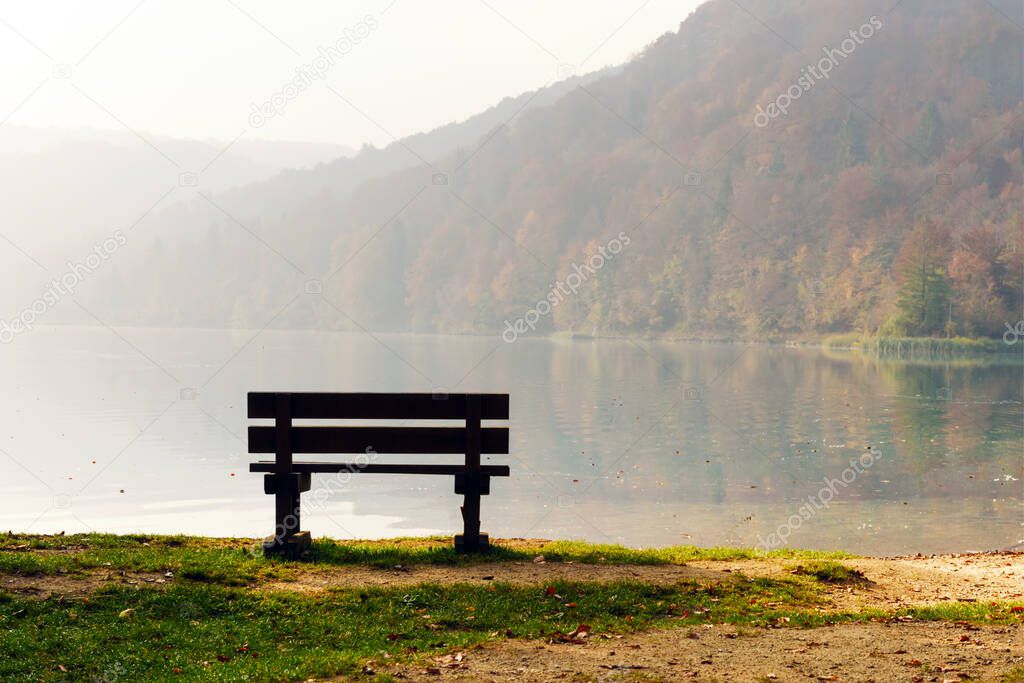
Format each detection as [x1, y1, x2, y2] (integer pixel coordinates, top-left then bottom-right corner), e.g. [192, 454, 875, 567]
[255, 334, 1020, 513]
[538, 343, 1023, 507]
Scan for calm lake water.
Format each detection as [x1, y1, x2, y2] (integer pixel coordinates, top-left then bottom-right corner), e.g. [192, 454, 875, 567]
[2, 326, 1021, 555]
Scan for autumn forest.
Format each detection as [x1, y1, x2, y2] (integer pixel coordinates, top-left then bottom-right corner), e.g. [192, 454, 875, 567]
[86, 0, 1023, 342]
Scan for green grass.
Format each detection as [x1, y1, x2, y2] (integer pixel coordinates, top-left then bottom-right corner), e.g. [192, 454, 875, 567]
[0, 534, 273, 586]
[789, 560, 868, 584]
[1, 577, 1020, 682]
[1, 535, 1019, 682]
[0, 577, 816, 682]
[522, 541, 852, 564]
[1003, 666, 1024, 682]
[821, 333, 866, 350]
[0, 534, 853, 584]
[823, 334, 1016, 358]
[864, 335, 1009, 358]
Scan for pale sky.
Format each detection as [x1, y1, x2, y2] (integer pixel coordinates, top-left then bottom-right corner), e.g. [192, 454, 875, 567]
[0, 0, 704, 148]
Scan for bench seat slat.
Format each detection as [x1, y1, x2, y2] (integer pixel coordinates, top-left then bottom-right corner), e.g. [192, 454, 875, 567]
[248, 392, 509, 420]
[248, 426, 509, 455]
[249, 461, 511, 476]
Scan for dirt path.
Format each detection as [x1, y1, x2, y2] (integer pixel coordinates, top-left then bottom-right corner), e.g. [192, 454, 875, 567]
[5, 552, 1023, 613]
[386, 621, 1024, 682]
[266, 552, 1024, 614]
[1, 570, 170, 598]
[685, 553, 1024, 612]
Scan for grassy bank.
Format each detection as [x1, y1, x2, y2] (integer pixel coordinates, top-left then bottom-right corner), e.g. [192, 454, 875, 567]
[0, 534, 850, 582]
[4, 578, 1020, 682]
[1, 577, 827, 682]
[823, 333, 1016, 358]
[1, 534, 1021, 682]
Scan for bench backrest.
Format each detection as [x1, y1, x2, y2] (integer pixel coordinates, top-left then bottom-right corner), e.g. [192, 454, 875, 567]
[247, 393, 509, 470]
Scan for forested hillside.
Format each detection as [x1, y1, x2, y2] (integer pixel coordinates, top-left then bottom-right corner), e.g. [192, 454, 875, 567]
[89, 0, 1023, 340]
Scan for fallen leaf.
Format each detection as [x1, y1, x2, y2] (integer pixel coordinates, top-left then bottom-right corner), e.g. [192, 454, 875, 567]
[434, 652, 466, 668]
[569, 624, 591, 638]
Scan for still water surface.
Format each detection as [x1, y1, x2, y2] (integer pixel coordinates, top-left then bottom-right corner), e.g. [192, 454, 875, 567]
[2, 326, 1021, 555]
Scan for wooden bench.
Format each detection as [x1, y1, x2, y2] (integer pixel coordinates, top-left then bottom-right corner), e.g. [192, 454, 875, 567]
[248, 392, 510, 558]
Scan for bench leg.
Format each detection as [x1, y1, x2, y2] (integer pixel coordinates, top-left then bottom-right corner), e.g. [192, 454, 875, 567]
[455, 473, 490, 553]
[262, 473, 312, 559]
[459, 489, 482, 552]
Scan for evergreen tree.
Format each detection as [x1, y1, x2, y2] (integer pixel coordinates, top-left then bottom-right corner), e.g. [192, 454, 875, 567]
[713, 173, 733, 226]
[649, 255, 685, 330]
[987, 157, 1012, 197]
[891, 218, 954, 336]
[915, 102, 946, 162]
[870, 147, 890, 187]
[835, 112, 868, 171]
[768, 146, 785, 178]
